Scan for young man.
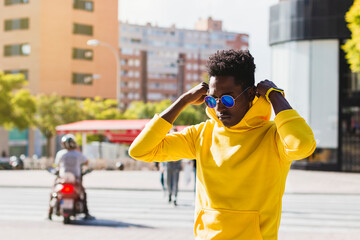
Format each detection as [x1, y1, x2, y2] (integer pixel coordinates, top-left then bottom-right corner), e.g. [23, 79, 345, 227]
[129, 50, 316, 240]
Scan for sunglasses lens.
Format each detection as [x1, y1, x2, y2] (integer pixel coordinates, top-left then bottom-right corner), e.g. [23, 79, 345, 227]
[221, 95, 235, 108]
[205, 96, 216, 108]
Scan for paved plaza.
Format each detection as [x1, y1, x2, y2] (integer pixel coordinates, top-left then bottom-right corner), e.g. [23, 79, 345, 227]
[0, 169, 359, 240]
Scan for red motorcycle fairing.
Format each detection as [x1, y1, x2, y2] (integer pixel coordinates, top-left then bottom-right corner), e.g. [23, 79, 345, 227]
[51, 181, 85, 223]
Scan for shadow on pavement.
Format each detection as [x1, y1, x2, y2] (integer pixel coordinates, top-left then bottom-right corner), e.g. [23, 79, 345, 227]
[71, 218, 152, 229]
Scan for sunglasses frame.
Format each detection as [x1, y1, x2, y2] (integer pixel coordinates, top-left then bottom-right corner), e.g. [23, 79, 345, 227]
[205, 87, 251, 108]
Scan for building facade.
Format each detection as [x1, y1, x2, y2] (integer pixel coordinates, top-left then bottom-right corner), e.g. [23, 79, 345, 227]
[0, 0, 118, 157]
[118, 17, 249, 107]
[269, 0, 359, 172]
[0, 2, 247, 158]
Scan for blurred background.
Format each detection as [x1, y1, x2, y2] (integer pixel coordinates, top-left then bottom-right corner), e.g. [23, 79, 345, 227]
[0, 0, 359, 173]
[1, 1, 360, 240]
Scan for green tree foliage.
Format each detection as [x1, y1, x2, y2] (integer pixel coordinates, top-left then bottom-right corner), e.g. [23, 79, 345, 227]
[175, 104, 208, 125]
[123, 100, 172, 119]
[82, 96, 123, 120]
[82, 96, 123, 144]
[124, 99, 208, 125]
[34, 94, 85, 156]
[0, 72, 36, 130]
[343, 0, 360, 72]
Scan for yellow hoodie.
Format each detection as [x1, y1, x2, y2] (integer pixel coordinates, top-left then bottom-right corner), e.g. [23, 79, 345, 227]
[129, 96, 316, 240]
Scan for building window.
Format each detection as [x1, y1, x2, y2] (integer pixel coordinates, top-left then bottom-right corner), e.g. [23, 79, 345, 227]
[4, 0, 29, 6]
[241, 35, 249, 43]
[148, 93, 163, 100]
[4, 43, 30, 56]
[72, 48, 93, 60]
[4, 69, 28, 80]
[121, 70, 128, 76]
[4, 18, 29, 31]
[73, 0, 93, 11]
[120, 59, 128, 65]
[120, 48, 133, 55]
[130, 38, 141, 43]
[73, 23, 93, 36]
[226, 35, 236, 41]
[72, 73, 93, 85]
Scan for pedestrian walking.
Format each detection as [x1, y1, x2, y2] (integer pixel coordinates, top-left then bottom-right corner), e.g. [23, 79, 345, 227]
[154, 162, 166, 193]
[166, 160, 181, 206]
[191, 159, 196, 192]
[129, 49, 316, 240]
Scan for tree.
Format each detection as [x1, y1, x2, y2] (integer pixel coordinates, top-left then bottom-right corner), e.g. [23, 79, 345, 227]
[342, 0, 360, 72]
[34, 94, 85, 157]
[124, 99, 208, 125]
[82, 96, 123, 120]
[0, 72, 36, 130]
[175, 104, 208, 125]
[81, 96, 124, 146]
[123, 100, 172, 119]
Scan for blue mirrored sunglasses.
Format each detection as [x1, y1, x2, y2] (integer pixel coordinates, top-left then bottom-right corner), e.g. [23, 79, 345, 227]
[204, 87, 250, 108]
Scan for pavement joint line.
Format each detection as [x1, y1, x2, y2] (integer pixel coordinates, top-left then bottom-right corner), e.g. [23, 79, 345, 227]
[284, 192, 360, 196]
[0, 185, 195, 192]
[1, 185, 359, 196]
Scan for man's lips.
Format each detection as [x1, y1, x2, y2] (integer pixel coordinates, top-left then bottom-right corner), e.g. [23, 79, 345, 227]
[218, 114, 231, 120]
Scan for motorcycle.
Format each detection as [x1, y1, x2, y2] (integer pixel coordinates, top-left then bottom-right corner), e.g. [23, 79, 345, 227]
[47, 167, 92, 224]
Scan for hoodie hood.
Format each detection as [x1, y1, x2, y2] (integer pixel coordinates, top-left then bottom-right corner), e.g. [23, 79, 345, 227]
[206, 96, 272, 132]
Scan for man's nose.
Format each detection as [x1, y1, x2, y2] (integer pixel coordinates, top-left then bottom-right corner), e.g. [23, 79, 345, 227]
[215, 99, 227, 111]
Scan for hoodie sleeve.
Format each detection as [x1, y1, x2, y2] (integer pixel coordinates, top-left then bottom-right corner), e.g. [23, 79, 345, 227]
[274, 109, 316, 162]
[128, 114, 197, 162]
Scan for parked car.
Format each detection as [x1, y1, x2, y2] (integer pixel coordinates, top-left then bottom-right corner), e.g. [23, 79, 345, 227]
[0, 158, 12, 170]
[9, 156, 24, 170]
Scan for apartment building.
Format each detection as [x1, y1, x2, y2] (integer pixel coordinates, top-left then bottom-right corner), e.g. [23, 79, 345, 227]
[119, 17, 249, 106]
[0, 0, 118, 98]
[0, 0, 118, 157]
[0, 2, 247, 158]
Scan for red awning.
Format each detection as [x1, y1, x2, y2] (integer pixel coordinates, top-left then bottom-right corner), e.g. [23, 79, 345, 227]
[56, 119, 151, 144]
[56, 119, 189, 144]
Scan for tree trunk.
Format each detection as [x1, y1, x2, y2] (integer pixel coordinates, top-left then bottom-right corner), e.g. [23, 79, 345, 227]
[46, 135, 52, 157]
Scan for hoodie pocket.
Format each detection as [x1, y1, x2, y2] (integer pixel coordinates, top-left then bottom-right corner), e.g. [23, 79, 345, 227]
[194, 208, 263, 240]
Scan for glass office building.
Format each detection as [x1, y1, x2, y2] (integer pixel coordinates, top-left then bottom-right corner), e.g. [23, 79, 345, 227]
[269, 0, 359, 172]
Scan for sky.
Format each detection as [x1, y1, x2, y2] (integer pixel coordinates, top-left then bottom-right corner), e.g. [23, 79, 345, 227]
[118, 0, 279, 82]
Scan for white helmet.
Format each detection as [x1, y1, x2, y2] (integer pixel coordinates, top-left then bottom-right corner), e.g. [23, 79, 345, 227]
[61, 134, 77, 150]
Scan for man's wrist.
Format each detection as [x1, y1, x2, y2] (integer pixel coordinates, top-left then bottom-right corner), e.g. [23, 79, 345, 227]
[268, 91, 283, 101]
[159, 94, 190, 124]
[265, 87, 285, 102]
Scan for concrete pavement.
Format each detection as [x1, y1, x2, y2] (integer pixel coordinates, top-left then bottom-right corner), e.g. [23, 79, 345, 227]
[1, 169, 360, 240]
[0, 169, 359, 194]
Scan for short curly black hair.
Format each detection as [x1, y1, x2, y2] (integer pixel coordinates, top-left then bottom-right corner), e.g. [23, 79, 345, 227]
[206, 49, 256, 88]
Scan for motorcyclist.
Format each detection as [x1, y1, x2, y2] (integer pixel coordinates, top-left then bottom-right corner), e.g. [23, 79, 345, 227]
[50, 134, 94, 220]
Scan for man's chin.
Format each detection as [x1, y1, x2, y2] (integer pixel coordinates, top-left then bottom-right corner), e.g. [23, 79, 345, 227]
[220, 118, 234, 127]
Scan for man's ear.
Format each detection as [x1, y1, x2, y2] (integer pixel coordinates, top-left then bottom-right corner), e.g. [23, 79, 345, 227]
[248, 86, 256, 102]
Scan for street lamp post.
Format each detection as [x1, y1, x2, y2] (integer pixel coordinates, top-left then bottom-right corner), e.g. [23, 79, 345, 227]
[87, 39, 121, 109]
